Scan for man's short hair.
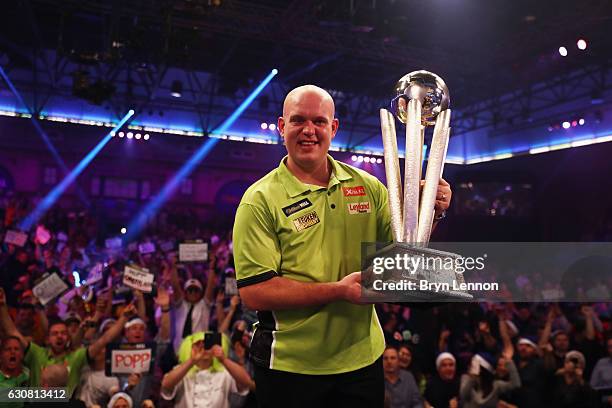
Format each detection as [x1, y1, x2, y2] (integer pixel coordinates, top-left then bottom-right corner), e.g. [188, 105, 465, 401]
[47, 318, 67, 333]
[0, 335, 24, 351]
[41, 363, 68, 387]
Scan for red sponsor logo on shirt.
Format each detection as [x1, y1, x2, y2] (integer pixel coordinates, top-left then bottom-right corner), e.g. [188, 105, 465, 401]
[342, 186, 366, 197]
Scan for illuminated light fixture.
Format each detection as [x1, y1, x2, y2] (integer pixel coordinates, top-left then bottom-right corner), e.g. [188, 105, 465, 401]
[562, 121, 571, 129]
[571, 139, 594, 147]
[577, 39, 587, 50]
[260, 122, 268, 130]
[351, 155, 357, 162]
[269, 123, 277, 131]
[120, 227, 127, 234]
[529, 146, 550, 154]
[571, 120, 578, 127]
[144, 134, 150, 140]
[135, 133, 142, 139]
[118, 131, 125, 138]
[578, 118, 585, 125]
[357, 156, 364, 162]
[559, 46, 568, 57]
[376, 158, 383, 164]
[110, 131, 116, 137]
[364, 157, 370, 163]
[171, 80, 183, 98]
[493, 153, 513, 160]
[127, 132, 134, 139]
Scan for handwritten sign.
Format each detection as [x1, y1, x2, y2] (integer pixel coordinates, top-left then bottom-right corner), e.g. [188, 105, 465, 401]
[105, 343, 156, 375]
[123, 265, 154, 293]
[105, 237, 122, 250]
[87, 263, 104, 285]
[33, 273, 69, 305]
[4, 230, 28, 247]
[225, 278, 238, 296]
[179, 242, 208, 262]
[139, 242, 156, 255]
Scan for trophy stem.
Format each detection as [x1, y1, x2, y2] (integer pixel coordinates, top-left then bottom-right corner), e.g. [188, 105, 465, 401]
[380, 109, 404, 242]
[417, 109, 451, 245]
[402, 99, 423, 244]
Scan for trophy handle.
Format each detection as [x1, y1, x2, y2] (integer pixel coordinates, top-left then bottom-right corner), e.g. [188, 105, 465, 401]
[417, 109, 451, 245]
[402, 98, 423, 244]
[380, 109, 403, 242]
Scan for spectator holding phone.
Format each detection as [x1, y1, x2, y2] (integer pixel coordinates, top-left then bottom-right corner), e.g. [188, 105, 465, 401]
[552, 350, 599, 408]
[161, 333, 253, 408]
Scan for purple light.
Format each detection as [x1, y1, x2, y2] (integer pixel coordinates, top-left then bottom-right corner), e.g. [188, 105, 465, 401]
[351, 155, 357, 162]
[260, 122, 268, 130]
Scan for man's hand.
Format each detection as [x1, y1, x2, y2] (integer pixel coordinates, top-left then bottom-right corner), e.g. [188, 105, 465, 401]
[422, 178, 452, 216]
[230, 295, 241, 309]
[211, 344, 225, 362]
[337, 272, 363, 304]
[155, 287, 170, 309]
[191, 340, 206, 364]
[121, 304, 138, 320]
[127, 373, 142, 389]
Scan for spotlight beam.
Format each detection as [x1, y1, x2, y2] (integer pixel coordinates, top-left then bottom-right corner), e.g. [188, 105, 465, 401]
[125, 69, 278, 240]
[19, 110, 135, 230]
[0, 65, 91, 206]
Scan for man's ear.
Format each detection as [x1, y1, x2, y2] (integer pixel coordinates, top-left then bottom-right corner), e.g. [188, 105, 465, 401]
[331, 118, 339, 139]
[277, 116, 285, 140]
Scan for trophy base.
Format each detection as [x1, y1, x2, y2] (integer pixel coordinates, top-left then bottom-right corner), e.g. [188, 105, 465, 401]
[361, 242, 473, 302]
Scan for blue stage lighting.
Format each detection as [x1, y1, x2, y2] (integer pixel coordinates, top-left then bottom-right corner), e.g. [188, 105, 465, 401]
[125, 69, 278, 240]
[19, 110, 134, 230]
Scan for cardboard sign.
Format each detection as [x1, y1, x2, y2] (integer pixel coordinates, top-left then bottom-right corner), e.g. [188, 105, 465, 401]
[105, 237, 122, 249]
[123, 265, 154, 293]
[179, 242, 208, 262]
[139, 242, 156, 255]
[105, 343, 156, 375]
[4, 230, 28, 247]
[225, 278, 238, 296]
[33, 273, 70, 305]
[87, 263, 104, 285]
[35, 225, 51, 245]
[159, 241, 174, 252]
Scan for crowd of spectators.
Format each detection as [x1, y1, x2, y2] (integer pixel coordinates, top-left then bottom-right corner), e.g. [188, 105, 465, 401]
[0, 191, 611, 407]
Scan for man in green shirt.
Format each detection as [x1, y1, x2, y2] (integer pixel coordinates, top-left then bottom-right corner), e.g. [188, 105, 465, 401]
[0, 288, 137, 397]
[0, 336, 29, 408]
[233, 85, 452, 407]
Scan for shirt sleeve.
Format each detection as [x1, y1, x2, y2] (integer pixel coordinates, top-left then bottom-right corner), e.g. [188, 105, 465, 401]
[24, 341, 44, 368]
[233, 203, 281, 288]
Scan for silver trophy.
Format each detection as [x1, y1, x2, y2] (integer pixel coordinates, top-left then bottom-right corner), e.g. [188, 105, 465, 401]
[363, 71, 472, 301]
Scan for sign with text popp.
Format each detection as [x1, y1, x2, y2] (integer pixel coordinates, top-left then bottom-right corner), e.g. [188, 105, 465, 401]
[33, 273, 70, 305]
[123, 265, 154, 293]
[179, 241, 208, 262]
[4, 230, 28, 247]
[105, 343, 156, 375]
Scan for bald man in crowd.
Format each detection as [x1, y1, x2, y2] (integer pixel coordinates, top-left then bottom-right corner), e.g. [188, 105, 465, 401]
[233, 85, 452, 407]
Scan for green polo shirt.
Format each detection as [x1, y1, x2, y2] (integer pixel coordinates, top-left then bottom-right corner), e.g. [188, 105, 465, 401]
[233, 155, 392, 374]
[0, 368, 29, 408]
[24, 342, 88, 397]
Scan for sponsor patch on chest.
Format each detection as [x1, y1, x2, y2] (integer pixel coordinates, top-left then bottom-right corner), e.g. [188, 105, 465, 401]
[282, 198, 313, 217]
[342, 186, 367, 197]
[292, 210, 321, 232]
[347, 201, 371, 214]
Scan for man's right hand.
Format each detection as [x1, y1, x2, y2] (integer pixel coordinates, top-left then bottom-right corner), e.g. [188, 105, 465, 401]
[337, 272, 363, 304]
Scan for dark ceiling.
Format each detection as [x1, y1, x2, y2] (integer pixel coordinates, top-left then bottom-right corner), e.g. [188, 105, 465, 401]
[2, 0, 611, 108]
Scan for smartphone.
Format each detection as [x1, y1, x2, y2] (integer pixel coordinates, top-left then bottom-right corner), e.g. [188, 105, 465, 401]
[204, 332, 222, 349]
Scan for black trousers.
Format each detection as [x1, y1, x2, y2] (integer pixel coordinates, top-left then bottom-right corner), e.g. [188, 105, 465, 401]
[253, 357, 384, 408]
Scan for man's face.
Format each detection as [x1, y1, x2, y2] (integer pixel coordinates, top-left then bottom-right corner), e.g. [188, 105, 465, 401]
[0, 338, 24, 371]
[278, 88, 338, 170]
[112, 397, 130, 408]
[125, 323, 146, 343]
[382, 348, 399, 375]
[185, 286, 203, 304]
[398, 346, 412, 369]
[438, 358, 456, 381]
[553, 333, 570, 353]
[16, 308, 34, 326]
[47, 323, 69, 354]
[517, 343, 536, 360]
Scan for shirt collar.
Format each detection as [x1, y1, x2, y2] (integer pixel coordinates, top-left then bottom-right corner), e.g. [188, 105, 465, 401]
[278, 155, 353, 198]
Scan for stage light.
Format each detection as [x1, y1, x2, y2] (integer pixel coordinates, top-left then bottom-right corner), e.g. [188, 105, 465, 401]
[376, 158, 383, 164]
[135, 133, 142, 139]
[118, 131, 125, 138]
[571, 120, 578, 127]
[351, 155, 357, 162]
[171, 80, 183, 98]
[579, 118, 585, 125]
[110, 131, 116, 137]
[364, 157, 370, 163]
[127, 132, 134, 139]
[269, 123, 277, 131]
[120, 227, 127, 234]
[547, 126, 554, 132]
[144, 134, 150, 140]
[124, 69, 277, 240]
[559, 46, 568, 57]
[357, 156, 364, 162]
[19, 109, 134, 230]
[562, 121, 571, 129]
[261, 122, 268, 130]
[577, 39, 587, 50]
